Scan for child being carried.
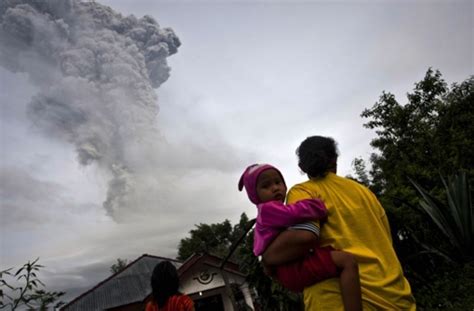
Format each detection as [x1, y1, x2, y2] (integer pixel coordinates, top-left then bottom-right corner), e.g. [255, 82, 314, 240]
[239, 164, 362, 311]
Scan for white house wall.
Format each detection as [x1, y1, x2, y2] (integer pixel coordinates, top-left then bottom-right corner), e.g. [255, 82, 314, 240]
[179, 264, 254, 310]
[180, 265, 246, 295]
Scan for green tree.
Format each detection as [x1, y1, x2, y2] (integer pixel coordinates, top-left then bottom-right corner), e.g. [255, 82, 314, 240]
[347, 157, 371, 187]
[362, 68, 473, 199]
[0, 258, 65, 310]
[178, 219, 234, 260]
[361, 68, 474, 309]
[110, 258, 129, 274]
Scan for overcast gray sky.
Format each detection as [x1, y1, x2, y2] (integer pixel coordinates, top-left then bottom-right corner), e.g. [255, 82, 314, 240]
[1, 0, 472, 303]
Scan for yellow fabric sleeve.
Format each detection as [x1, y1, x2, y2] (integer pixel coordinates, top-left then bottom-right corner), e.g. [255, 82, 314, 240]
[287, 185, 321, 232]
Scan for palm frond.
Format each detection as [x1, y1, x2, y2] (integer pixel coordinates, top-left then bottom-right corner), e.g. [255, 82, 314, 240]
[409, 171, 473, 260]
[409, 178, 462, 250]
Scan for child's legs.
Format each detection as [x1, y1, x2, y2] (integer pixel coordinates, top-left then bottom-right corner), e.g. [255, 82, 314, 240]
[330, 250, 362, 311]
[275, 248, 337, 293]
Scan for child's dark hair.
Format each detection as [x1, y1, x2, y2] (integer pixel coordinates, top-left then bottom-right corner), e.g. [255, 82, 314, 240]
[151, 260, 180, 308]
[296, 136, 339, 178]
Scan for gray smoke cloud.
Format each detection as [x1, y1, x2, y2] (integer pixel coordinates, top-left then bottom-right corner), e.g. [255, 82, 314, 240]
[0, 0, 181, 219]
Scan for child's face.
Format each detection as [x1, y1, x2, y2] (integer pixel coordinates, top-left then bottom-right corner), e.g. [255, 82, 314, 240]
[256, 169, 287, 203]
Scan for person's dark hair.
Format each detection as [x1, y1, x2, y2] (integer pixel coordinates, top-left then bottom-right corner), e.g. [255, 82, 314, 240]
[296, 136, 339, 178]
[151, 260, 180, 308]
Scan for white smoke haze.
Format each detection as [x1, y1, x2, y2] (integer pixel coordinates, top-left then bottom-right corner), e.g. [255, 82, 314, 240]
[0, 0, 207, 221]
[0, 2, 251, 298]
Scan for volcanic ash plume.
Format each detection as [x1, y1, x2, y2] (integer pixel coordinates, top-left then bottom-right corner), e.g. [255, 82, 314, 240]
[0, 0, 180, 219]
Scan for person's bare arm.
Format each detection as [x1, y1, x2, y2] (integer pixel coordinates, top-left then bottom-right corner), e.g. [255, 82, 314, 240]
[262, 229, 318, 266]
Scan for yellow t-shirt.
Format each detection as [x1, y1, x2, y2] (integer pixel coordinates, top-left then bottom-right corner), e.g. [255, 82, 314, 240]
[287, 173, 416, 310]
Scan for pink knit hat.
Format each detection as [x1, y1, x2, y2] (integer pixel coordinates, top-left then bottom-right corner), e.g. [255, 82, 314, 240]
[238, 164, 286, 204]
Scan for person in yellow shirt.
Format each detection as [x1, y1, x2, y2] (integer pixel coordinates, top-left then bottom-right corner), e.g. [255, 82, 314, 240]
[262, 135, 416, 310]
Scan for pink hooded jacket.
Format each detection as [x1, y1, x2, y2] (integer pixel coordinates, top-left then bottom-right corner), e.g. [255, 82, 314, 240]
[238, 163, 328, 256]
[253, 198, 328, 256]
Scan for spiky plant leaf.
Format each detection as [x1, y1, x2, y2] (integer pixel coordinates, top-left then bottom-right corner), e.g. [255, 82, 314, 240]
[410, 171, 473, 261]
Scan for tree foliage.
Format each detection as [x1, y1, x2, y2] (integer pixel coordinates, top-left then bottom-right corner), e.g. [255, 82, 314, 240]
[359, 68, 474, 309]
[346, 157, 371, 187]
[110, 258, 130, 274]
[0, 258, 65, 311]
[361, 68, 473, 197]
[178, 217, 237, 261]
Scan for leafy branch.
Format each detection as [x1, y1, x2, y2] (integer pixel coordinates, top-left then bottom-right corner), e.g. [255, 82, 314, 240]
[0, 258, 65, 311]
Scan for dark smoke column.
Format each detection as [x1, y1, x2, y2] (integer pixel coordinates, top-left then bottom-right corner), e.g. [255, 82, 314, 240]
[0, 0, 180, 220]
